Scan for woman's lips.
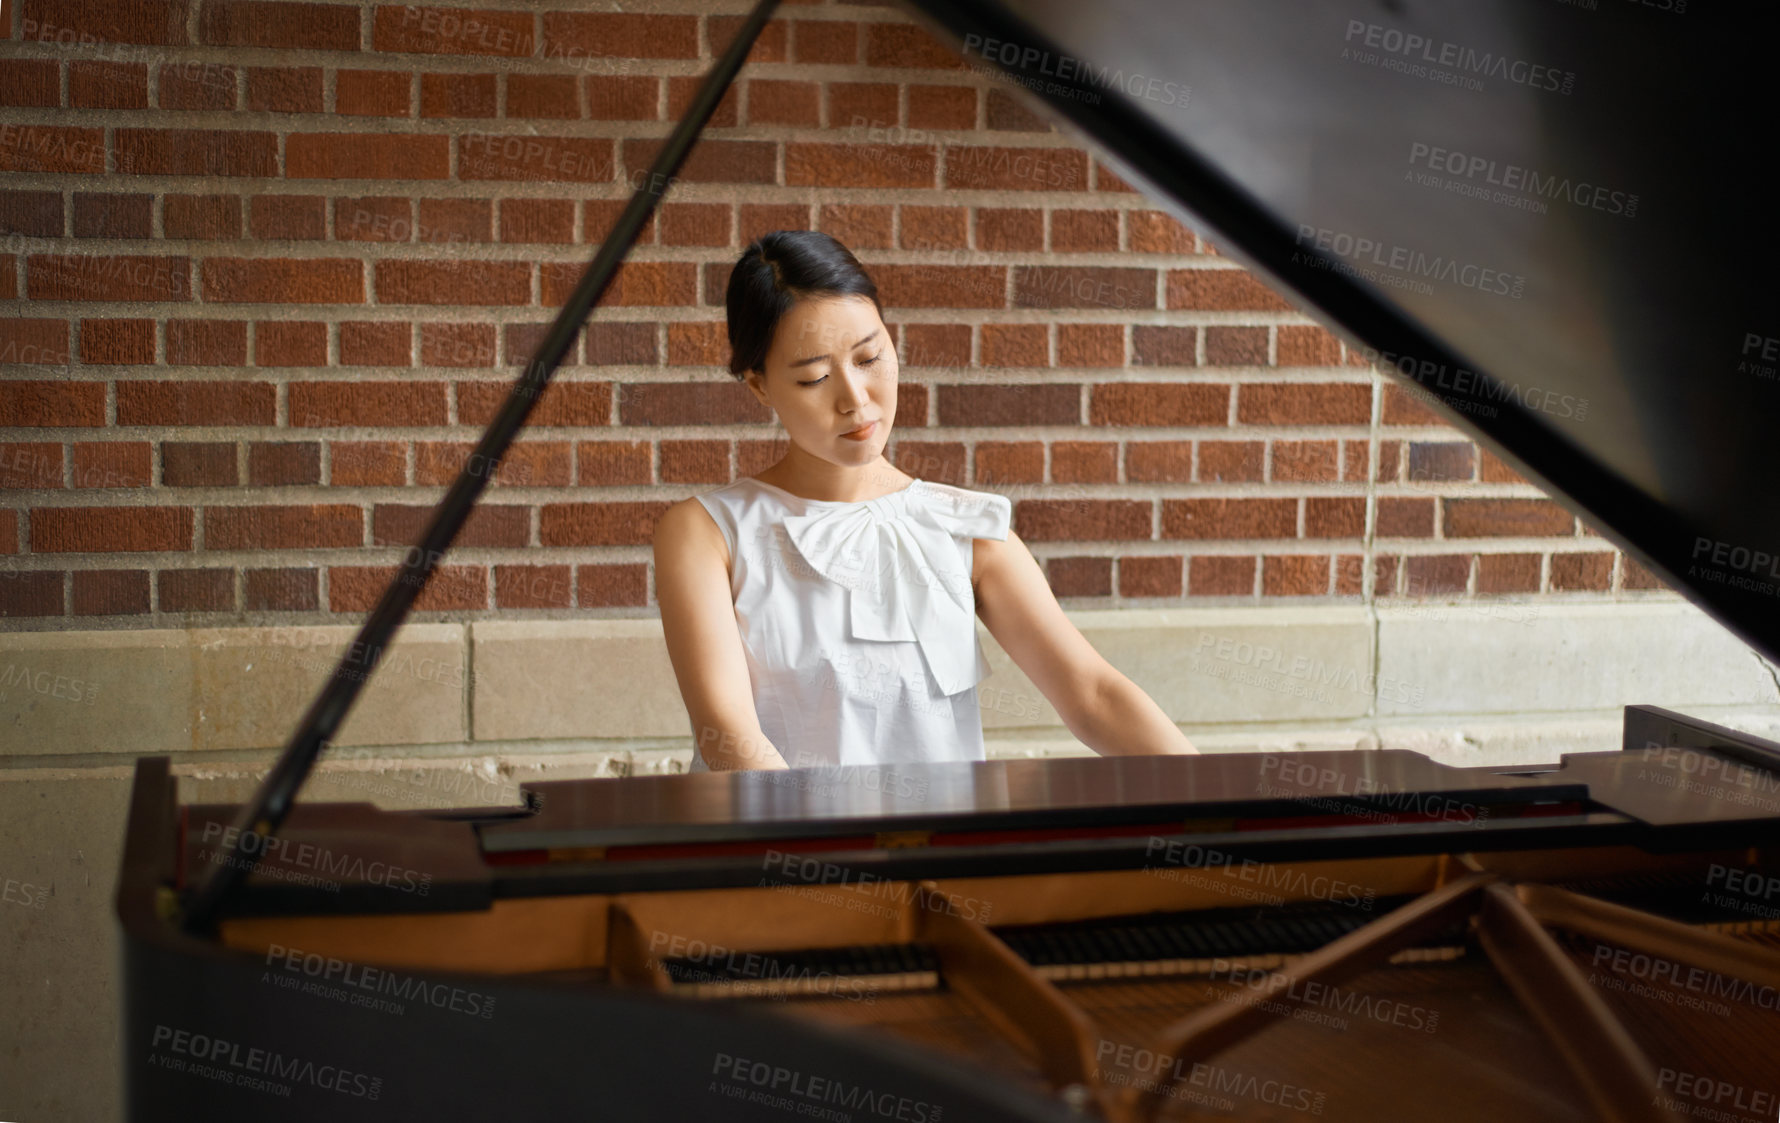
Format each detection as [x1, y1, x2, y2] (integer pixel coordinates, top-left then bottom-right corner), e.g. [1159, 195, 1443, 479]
[839, 421, 878, 441]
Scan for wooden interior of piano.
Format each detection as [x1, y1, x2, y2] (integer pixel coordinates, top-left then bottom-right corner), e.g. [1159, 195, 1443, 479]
[215, 841, 1780, 1122]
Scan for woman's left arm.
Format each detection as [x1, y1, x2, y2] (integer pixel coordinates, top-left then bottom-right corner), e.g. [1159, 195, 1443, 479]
[973, 530, 1198, 756]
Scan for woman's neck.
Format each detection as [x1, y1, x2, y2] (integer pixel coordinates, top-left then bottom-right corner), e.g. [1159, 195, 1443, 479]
[753, 451, 913, 503]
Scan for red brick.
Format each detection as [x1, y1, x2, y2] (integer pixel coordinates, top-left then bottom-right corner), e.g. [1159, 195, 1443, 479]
[1094, 162, 1138, 193]
[0, 442, 61, 489]
[340, 321, 409, 366]
[1407, 442, 1475, 483]
[658, 203, 731, 248]
[72, 570, 150, 615]
[891, 441, 964, 484]
[1197, 441, 1264, 483]
[980, 324, 1046, 367]
[421, 71, 496, 117]
[1444, 499, 1573, 538]
[1377, 497, 1435, 538]
[977, 207, 1043, 251]
[69, 61, 148, 109]
[117, 381, 272, 426]
[1013, 266, 1154, 311]
[738, 204, 810, 243]
[1058, 324, 1123, 368]
[938, 385, 1077, 427]
[333, 196, 408, 241]
[0, 569, 65, 616]
[372, 503, 525, 547]
[114, 129, 277, 176]
[539, 501, 671, 547]
[1477, 553, 1541, 594]
[985, 90, 1048, 132]
[0, 190, 63, 236]
[1162, 498, 1295, 540]
[0, 126, 105, 174]
[507, 74, 578, 119]
[497, 564, 572, 609]
[462, 134, 612, 182]
[863, 23, 963, 69]
[1550, 553, 1613, 591]
[486, 441, 570, 487]
[1305, 498, 1365, 538]
[158, 61, 238, 110]
[329, 565, 486, 612]
[158, 569, 233, 613]
[335, 68, 410, 116]
[419, 322, 495, 367]
[255, 320, 327, 366]
[28, 254, 192, 302]
[1125, 441, 1192, 483]
[793, 20, 856, 64]
[577, 440, 652, 486]
[80, 318, 154, 364]
[946, 146, 1086, 191]
[289, 382, 447, 427]
[0, 321, 72, 367]
[749, 79, 818, 126]
[1052, 209, 1118, 252]
[660, 439, 730, 484]
[1016, 500, 1150, 542]
[1278, 325, 1343, 367]
[330, 441, 406, 486]
[250, 194, 326, 240]
[787, 143, 935, 189]
[974, 441, 1043, 486]
[21, 0, 182, 42]
[666, 322, 726, 367]
[1238, 383, 1370, 425]
[875, 265, 1004, 309]
[542, 12, 696, 59]
[163, 194, 241, 239]
[1381, 384, 1443, 426]
[0, 59, 58, 106]
[200, 1, 357, 48]
[1335, 554, 1365, 596]
[162, 441, 238, 486]
[248, 441, 321, 485]
[1089, 384, 1227, 427]
[585, 323, 657, 366]
[828, 82, 897, 129]
[372, 6, 533, 55]
[907, 84, 975, 129]
[245, 568, 318, 611]
[1622, 555, 1667, 591]
[1478, 448, 1528, 484]
[205, 504, 360, 550]
[1128, 210, 1195, 255]
[500, 198, 574, 244]
[289, 134, 450, 179]
[1046, 557, 1111, 597]
[1404, 555, 1471, 596]
[901, 324, 970, 368]
[374, 260, 525, 306]
[71, 442, 151, 489]
[1166, 269, 1294, 311]
[811, 204, 888, 251]
[1271, 441, 1338, 482]
[617, 382, 765, 427]
[1119, 555, 1182, 597]
[461, 380, 610, 427]
[542, 261, 693, 307]
[1373, 555, 1401, 595]
[1263, 555, 1330, 596]
[203, 257, 361, 304]
[710, 14, 788, 63]
[582, 200, 651, 247]
[900, 205, 966, 251]
[1132, 326, 1196, 367]
[585, 75, 657, 120]
[32, 507, 192, 552]
[1052, 441, 1117, 483]
[1189, 555, 1255, 596]
[71, 193, 152, 239]
[0, 259, 13, 302]
[416, 198, 492, 244]
[247, 66, 323, 113]
[581, 564, 647, 607]
[1206, 326, 1268, 366]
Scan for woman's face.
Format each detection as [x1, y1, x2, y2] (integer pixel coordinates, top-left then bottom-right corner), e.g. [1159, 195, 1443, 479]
[744, 295, 897, 466]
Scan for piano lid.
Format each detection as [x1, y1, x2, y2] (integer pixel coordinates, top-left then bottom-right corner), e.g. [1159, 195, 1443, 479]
[901, 0, 1780, 664]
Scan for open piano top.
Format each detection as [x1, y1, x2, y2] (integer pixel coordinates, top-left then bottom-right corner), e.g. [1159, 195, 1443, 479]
[118, 1, 1780, 1121]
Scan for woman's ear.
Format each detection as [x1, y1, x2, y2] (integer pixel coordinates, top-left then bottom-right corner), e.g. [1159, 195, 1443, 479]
[744, 369, 771, 409]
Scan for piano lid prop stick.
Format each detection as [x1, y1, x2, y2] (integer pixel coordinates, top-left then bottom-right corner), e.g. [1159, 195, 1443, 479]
[179, 0, 782, 936]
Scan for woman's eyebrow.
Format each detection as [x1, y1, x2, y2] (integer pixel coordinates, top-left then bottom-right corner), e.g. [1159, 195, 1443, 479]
[788, 329, 881, 367]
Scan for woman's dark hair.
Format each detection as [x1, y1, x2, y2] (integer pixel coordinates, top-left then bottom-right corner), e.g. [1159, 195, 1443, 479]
[725, 230, 881, 380]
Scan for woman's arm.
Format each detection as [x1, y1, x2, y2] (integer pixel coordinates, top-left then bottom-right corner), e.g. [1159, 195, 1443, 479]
[653, 499, 789, 771]
[973, 529, 1198, 756]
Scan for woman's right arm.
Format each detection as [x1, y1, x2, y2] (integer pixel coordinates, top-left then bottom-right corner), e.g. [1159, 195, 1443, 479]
[653, 499, 789, 771]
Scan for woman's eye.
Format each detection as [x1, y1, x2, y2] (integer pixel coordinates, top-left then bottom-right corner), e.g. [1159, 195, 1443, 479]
[798, 374, 829, 387]
[859, 353, 880, 366]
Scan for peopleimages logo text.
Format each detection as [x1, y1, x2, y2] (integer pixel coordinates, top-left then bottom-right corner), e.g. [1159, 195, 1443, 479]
[1344, 20, 1576, 94]
[959, 33, 1191, 107]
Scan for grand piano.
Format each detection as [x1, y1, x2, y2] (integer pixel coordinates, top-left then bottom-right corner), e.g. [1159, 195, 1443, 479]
[119, 2, 1780, 1120]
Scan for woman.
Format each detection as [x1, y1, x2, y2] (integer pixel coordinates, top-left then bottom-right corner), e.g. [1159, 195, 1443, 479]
[654, 230, 1197, 771]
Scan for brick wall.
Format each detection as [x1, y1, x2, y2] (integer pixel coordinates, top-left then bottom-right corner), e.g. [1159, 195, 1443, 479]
[0, 0, 1672, 628]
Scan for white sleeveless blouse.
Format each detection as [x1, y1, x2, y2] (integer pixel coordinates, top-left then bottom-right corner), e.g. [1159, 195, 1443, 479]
[690, 476, 1014, 771]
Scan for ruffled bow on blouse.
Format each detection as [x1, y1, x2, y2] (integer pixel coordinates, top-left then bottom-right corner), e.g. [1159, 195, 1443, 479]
[780, 480, 1012, 697]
